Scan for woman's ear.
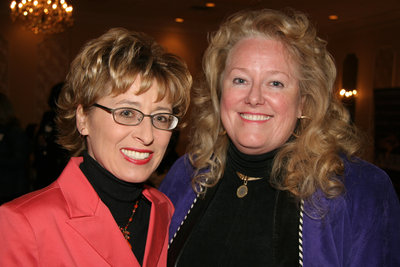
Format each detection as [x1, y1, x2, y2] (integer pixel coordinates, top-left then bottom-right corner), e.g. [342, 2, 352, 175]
[76, 105, 89, 136]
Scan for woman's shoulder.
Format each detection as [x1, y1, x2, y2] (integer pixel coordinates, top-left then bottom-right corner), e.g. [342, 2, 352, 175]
[342, 157, 394, 196]
[303, 158, 400, 266]
[159, 154, 200, 240]
[306, 157, 398, 219]
[159, 154, 197, 209]
[0, 182, 65, 220]
[168, 154, 194, 175]
[159, 154, 194, 191]
[343, 156, 387, 175]
[335, 157, 400, 218]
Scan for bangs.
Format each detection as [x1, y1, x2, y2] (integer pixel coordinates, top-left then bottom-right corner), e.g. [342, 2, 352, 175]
[108, 69, 173, 107]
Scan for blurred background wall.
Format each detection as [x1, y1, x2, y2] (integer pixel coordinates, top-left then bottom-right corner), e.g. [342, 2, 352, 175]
[1, 0, 400, 164]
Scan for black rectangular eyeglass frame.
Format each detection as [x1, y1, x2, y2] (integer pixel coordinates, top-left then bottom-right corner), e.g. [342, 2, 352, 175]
[91, 103, 179, 130]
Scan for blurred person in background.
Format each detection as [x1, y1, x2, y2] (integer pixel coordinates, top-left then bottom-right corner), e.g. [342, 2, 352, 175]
[33, 82, 69, 189]
[0, 92, 30, 204]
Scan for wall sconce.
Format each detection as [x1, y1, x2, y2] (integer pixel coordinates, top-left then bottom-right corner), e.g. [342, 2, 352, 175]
[340, 53, 358, 100]
[339, 88, 358, 98]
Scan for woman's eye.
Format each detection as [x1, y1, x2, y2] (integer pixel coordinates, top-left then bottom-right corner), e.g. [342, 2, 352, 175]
[154, 114, 169, 123]
[233, 78, 246, 84]
[271, 81, 284, 87]
[118, 109, 135, 118]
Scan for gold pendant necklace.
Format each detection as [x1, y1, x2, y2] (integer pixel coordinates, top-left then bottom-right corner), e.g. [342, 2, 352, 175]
[236, 172, 263, 198]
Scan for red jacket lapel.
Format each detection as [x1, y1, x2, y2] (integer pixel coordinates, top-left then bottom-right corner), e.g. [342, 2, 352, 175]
[59, 158, 138, 265]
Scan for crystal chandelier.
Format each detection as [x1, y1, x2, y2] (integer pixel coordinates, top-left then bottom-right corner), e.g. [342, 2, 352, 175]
[10, 0, 74, 34]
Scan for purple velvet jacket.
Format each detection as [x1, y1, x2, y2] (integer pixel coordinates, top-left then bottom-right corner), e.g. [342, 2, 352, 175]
[160, 155, 400, 266]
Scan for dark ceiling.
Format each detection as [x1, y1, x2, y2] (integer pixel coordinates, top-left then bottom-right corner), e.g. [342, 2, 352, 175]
[72, 0, 400, 37]
[1, 0, 399, 40]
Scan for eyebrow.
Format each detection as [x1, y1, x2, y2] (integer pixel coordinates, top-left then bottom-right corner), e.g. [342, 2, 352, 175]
[228, 68, 291, 79]
[115, 100, 172, 113]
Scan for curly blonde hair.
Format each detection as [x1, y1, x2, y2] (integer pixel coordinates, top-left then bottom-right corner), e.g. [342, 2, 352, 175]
[188, 9, 363, 200]
[57, 28, 192, 156]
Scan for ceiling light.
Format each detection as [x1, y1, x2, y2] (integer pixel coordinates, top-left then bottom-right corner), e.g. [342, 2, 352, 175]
[10, 0, 73, 34]
[329, 14, 339, 20]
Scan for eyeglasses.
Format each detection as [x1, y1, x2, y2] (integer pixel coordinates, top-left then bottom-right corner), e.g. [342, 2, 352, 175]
[92, 103, 179, 130]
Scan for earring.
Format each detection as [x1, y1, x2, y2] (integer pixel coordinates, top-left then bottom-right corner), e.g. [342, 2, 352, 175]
[219, 129, 227, 136]
[293, 115, 310, 138]
[299, 115, 310, 120]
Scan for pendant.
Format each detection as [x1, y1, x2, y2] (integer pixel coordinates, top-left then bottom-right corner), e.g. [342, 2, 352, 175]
[236, 184, 248, 198]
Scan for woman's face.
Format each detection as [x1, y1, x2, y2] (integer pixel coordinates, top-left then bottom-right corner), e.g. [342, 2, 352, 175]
[77, 77, 173, 183]
[221, 37, 303, 155]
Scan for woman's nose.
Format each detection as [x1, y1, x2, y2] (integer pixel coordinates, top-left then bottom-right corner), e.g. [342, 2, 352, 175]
[245, 83, 265, 106]
[133, 117, 154, 145]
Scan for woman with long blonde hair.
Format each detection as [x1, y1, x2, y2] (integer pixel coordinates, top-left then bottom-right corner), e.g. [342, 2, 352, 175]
[160, 8, 400, 266]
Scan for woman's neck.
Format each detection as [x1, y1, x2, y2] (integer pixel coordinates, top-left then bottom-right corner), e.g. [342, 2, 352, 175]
[227, 141, 276, 178]
[79, 151, 143, 204]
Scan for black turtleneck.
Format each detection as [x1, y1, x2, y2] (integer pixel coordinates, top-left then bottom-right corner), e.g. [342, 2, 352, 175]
[79, 151, 151, 265]
[228, 141, 276, 178]
[177, 142, 278, 266]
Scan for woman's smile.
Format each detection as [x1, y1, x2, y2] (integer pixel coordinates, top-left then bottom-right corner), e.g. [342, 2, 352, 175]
[239, 112, 273, 122]
[120, 148, 153, 161]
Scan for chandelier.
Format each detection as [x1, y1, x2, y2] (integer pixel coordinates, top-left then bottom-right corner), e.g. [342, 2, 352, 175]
[10, 0, 74, 34]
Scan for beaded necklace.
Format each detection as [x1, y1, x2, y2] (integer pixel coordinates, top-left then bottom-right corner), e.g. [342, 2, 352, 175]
[119, 199, 140, 248]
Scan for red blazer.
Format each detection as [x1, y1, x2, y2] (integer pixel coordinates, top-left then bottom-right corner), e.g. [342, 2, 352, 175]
[0, 157, 173, 266]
